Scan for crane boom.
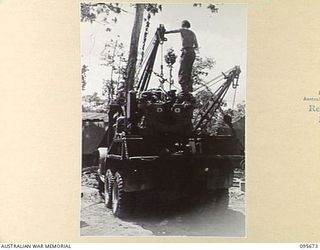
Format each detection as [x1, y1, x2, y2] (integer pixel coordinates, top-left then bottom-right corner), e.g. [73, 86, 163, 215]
[193, 66, 241, 132]
[136, 25, 166, 92]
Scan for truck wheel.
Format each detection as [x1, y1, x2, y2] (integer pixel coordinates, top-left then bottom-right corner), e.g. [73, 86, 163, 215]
[112, 172, 131, 218]
[98, 178, 104, 195]
[104, 169, 114, 208]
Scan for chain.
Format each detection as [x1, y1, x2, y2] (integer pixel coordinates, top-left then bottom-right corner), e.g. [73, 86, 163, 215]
[139, 12, 151, 68]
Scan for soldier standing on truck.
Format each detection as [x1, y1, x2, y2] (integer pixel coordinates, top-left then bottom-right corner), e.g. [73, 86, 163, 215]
[165, 20, 198, 101]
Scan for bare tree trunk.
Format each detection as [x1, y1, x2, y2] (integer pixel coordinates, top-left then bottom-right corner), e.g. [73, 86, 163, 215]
[124, 4, 144, 93]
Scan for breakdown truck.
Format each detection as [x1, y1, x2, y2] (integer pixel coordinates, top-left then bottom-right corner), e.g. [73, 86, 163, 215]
[96, 25, 244, 218]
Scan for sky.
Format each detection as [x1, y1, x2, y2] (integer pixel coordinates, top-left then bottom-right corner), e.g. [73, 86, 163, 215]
[81, 3, 247, 107]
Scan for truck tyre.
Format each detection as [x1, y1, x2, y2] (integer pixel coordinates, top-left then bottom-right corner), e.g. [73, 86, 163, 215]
[104, 169, 114, 208]
[98, 178, 104, 195]
[112, 172, 131, 218]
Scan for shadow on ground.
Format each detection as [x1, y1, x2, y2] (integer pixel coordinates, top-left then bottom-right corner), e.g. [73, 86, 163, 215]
[120, 192, 245, 236]
[81, 171, 245, 237]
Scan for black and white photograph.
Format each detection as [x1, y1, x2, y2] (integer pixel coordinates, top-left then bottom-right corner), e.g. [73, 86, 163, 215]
[3, 0, 320, 245]
[80, 3, 246, 237]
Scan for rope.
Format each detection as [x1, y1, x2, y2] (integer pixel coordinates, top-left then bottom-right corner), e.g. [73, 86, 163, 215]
[193, 77, 225, 94]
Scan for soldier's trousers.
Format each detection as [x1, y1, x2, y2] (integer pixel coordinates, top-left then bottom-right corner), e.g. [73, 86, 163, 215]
[178, 48, 196, 94]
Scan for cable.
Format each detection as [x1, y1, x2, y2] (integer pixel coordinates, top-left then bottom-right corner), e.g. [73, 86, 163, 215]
[134, 36, 156, 89]
[192, 66, 235, 93]
[159, 43, 164, 88]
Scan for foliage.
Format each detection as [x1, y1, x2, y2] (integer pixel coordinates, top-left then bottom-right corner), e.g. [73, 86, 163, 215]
[82, 92, 108, 113]
[80, 3, 122, 24]
[139, 4, 162, 68]
[164, 48, 177, 86]
[235, 101, 245, 118]
[193, 3, 219, 13]
[193, 92, 245, 135]
[207, 4, 219, 13]
[225, 101, 246, 121]
[191, 55, 244, 134]
[101, 79, 117, 104]
[81, 65, 89, 90]
[193, 90, 226, 134]
[100, 37, 127, 103]
[164, 48, 177, 67]
[192, 56, 216, 88]
[100, 38, 124, 66]
[81, 3, 162, 96]
[144, 4, 162, 14]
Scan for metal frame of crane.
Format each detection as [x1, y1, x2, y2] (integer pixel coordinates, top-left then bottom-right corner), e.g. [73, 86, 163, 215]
[97, 25, 244, 218]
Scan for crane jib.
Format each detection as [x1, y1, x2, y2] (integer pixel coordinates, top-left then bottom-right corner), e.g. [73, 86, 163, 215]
[136, 25, 167, 93]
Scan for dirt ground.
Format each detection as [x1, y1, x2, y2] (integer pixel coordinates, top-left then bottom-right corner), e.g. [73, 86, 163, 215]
[80, 170, 245, 237]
